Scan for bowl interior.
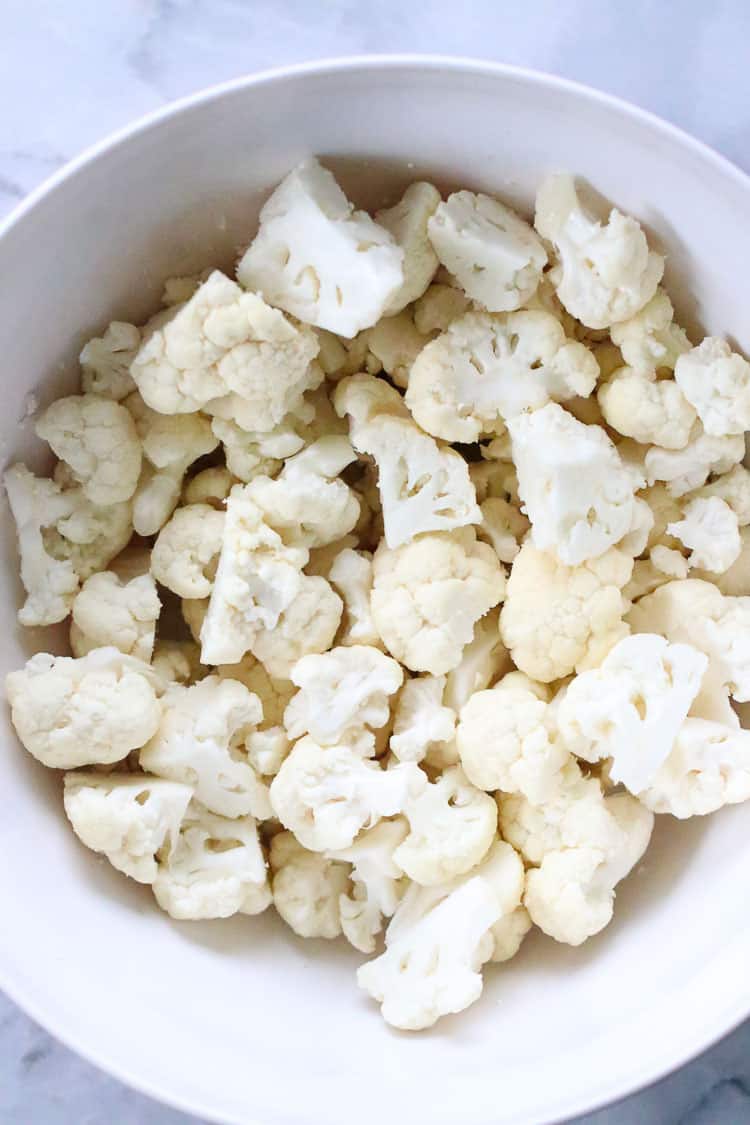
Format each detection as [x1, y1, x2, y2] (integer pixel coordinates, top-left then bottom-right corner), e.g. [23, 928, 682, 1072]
[2, 59, 750, 1125]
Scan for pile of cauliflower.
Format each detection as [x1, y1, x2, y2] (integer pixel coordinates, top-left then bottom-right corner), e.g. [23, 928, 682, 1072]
[7, 157, 750, 1032]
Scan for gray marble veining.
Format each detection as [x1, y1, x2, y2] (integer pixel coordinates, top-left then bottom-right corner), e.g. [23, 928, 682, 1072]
[3, 0, 750, 1121]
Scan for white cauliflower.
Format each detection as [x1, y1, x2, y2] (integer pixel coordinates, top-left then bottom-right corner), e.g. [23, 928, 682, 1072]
[489, 906, 532, 963]
[637, 717, 750, 817]
[284, 645, 403, 751]
[357, 840, 524, 1030]
[328, 817, 409, 952]
[535, 173, 664, 328]
[131, 269, 319, 420]
[644, 424, 745, 497]
[413, 282, 469, 335]
[406, 310, 598, 443]
[667, 497, 741, 574]
[249, 573, 342, 679]
[150, 504, 225, 598]
[367, 310, 432, 389]
[182, 466, 236, 507]
[140, 676, 270, 819]
[210, 414, 302, 484]
[457, 673, 567, 801]
[443, 608, 512, 713]
[556, 634, 707, 793]
[371, 528, 506, 675]
[427, 190, 547, 311]
[691, 464, 750, 526]
[63, 772, 192, 883]
[127, 399, 219, 536]
[376, 181, 441, 314]
[651, 545, 690, 579]
[335, 374, 480, 547]
[199, 485, 308, 665]
[151, 640, 204, 685]
[500, 542, 633, 682]
[237, 158, 404, 337]
[35, 393, 141, 504]
[153, 802, 270, 920]
[245, 436, 359, 549]
[390, 676, 456, 763]
[609, 289, 690, 373]
[628, 579, 750, 702]
[71, 571, 160, 661]
[698, 526, 750, 596]
[269, 830, 350, 939]
[328, 548, 381, 647]
[269, 736, 424, 852]
[508, 403, 640, 565]
[80, 321, 140, 400]
[478, 496, 530, 564]
[675, 337, 750, 436]
[597, 365, 696, 448]
[394, 765, 497, 885]
[217, 657, 294, 777]
[524, 792, 653, 945]
[6, 647, 161, 768]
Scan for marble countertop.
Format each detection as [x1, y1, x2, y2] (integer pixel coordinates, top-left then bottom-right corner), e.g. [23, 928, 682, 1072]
[3, 1, 750, 1122]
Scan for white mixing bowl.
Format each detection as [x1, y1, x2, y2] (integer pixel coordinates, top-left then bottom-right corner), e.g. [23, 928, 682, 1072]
[2, 56, 750, 1125]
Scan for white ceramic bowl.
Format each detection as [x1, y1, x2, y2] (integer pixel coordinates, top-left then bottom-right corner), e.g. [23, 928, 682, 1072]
[2, 56, 750, 1125]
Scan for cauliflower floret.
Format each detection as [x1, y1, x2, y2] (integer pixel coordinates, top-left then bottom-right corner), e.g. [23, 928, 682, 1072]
[217, 657, 294, 777]
[674, 337, 750, 436]
[556, 634, 707, 793]
[181, 596, 208, 644]
[691, 465, 750, 526]
[153, 802, 270, 920]
[427, 191, 547, 311]
[269, 830, 350, 939]
[500, 543, 633, 682]
[335, 374, 480, 547]
[390, 676, 456, 763]
[637, 718, 750, 817]
[328, 817, 409, 952]
[394, 765, 497, 885]
[127, 399, 219, 535]
[80, 321, 140, 400]
[478, 496, 530, 564]
[457, 673, 567, 801]
[508, 403, 641, 566]
[406, 310, 598, 443]
[35, 393, 141, 505]
[199, 485, 308, 666]
[357, 840, 524, 1030]
[211, 415, 301, 483]
[5, 463, 82, 625]
[644, 424, 745, 497]
[489, 906, 532, 962]
[150, 504, 225, 598]
[245, 436, 359, 549]
[6, 647, 161, 768]
[651, 545, 690, 579]
[182, 466, 236, 508]
[151, 639, 204, 685]
[131, 269, 319, 420]
[628, 579, 750, 702]
[328, 548, 381, 647]
[534, 173, 664, 328]
[249, 573, 342, 679]
[140, 676, 270, 819]
[367, 310, 432, 389]
[237, 158, 404, 337]
[269, 736, 424, 852]
[524, 793, 653, 945]
[413, 283, 470, 335]
[609, 289, 690, 373]
[284, 645, 402, 751]
[63, 772, 192, 883]
[376, 181, 441, 314]
[597, 366, 696, 449]
[667, 497, 741, 574]
[71, 571, 160, 661]
[697, 526, 750, 596]
[617, 497, 655, 558]
[371, 528, 506, 675]
[443, 608, 511, 712]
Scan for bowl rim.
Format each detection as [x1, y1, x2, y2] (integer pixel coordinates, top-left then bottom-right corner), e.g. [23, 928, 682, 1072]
[2, 52, 750, 1125]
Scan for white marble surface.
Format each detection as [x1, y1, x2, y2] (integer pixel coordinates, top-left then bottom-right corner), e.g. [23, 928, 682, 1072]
[3, 1, 750, 1122]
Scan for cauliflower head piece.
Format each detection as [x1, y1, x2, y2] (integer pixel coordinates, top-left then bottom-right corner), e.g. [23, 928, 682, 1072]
[390, 675, 457, 764]
[270, 830, 350, 939]
[637, 717, 750, 817]
[675, 337, 750, 437]
[71, 570, 160, 661]
[150, 503, 225, 599]
[376, 181, 441, 314]
[80, 321, 140, 401]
